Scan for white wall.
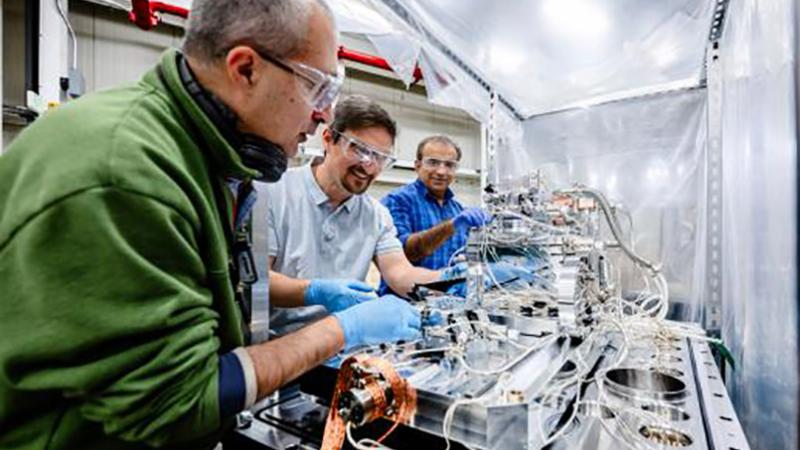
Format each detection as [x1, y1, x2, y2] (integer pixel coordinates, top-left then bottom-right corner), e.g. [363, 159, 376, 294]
[71, 1, 183, 92]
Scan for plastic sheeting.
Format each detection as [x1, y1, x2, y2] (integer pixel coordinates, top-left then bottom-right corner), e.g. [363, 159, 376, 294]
[719, 1, 798, 449]
[515, 89, 708, 321]
[370, 0, 715, 118]
[333, 0, 398, 35]
[332, 0, 493, 120]
[333, 1, 425, 88]
[333, 0, 717, 190]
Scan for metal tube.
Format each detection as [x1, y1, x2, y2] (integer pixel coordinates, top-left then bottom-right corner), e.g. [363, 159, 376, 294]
[129, 0, 188, 30]
[337, 46, 423, 82]
[556, 186, 660, 274]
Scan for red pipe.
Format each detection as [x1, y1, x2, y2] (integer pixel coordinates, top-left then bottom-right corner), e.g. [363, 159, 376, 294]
[338, 46, 393, 71]
[129, 0, 188, 30]
[151, 2, 189, 17]
[127, 2, 422, 82]
[338, 46, 423, 83]
[129, 0, 157, 30]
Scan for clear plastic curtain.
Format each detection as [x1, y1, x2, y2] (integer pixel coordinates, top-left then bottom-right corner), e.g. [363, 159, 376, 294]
[371, 0, 714, 117]
[354, 0, 715, 192]
[719, 1, 798, 449]
[514, 89, 708, 321]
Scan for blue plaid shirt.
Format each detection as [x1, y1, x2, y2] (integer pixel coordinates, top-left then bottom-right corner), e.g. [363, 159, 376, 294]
[381, 179, 467, 270]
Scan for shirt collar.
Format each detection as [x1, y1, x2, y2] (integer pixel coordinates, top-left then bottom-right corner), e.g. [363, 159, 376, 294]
[303, 164, 357, 213]
[341, 195, 357, 212]
[414, 178, 454, 202]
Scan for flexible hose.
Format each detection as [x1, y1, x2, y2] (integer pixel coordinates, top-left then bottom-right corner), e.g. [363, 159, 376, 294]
[555, 186, 659, 274]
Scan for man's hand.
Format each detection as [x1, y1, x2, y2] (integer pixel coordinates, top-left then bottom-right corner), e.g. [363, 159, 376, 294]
[452, 207, 491, 232]
[304, 279, 377, 313]
[333, 295, 421, 349]
[440, 262, 468, 280]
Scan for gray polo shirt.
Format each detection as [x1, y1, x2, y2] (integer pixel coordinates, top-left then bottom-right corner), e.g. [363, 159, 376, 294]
[263, 164, 402, 332]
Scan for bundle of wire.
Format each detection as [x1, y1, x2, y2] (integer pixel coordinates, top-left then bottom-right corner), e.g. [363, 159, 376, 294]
[345, 182, 718, 450]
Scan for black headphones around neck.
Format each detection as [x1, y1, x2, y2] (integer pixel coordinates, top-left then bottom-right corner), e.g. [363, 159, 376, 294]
[176, 53, 288, 183]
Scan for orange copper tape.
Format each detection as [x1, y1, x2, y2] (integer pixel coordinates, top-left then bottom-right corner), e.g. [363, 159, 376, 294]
[320, 355, 417, 450]
[320, 356, 355, 450]
[364, 380, 388, 423]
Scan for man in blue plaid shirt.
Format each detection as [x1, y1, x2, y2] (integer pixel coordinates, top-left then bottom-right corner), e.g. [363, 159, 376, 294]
[381, 136, 491, 271]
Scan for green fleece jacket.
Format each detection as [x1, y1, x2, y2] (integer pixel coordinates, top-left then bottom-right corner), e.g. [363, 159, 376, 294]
[0, 49, 260, 449]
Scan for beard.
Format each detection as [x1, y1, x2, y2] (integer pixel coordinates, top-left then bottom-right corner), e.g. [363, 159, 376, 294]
[341, 165, 375, 195]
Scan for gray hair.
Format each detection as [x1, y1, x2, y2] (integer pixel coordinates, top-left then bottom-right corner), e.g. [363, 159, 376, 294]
[183, 0, 334, 63]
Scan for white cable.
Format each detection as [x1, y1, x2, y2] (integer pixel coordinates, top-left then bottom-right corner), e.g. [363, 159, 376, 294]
[558, 186, 659, 273]
[55, 0, 78, 70]
[346, 423, 398, 450]
[457, 334, 560, 377]
[442, 398, 480, 450]
[442, 373, 513, 450]
[460, 183, 697, 449]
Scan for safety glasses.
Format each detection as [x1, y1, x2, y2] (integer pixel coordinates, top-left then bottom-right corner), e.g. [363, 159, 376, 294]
[421, 157, 459, 171]
[254, 48, 345, 112]
[331, 129, 397, 170]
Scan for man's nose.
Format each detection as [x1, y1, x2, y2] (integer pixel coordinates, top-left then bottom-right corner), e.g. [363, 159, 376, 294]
[362, 159, 382, 176]
[312, 104, 334, 125]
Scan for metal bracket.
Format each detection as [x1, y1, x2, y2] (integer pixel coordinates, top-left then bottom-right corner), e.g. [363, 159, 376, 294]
[690, 339, 751, 450]
[485, 90, 498, 191]
[703, 36, 723, 335]
[699, 0, 731, 337]
[708, 0, 730, 42]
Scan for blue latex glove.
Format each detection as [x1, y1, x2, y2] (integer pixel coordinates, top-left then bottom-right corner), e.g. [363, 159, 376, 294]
[452, 207, 491, 231]
[333, 295, 421, 349]
[304, 279, 377, 313]
[486, 261, 535, 285]
[424, 310, 445, 326]
[446, 280, 469, 298]
[440, 262, 468, 280]
[441, 262, 470, 297]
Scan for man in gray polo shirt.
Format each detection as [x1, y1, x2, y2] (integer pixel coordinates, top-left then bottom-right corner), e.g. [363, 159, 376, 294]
[264, 95, 444, 331]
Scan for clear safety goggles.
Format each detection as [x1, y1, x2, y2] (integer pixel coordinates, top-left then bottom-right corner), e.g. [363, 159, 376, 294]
[331, 129, 397, 170]
[421, 157, 459, 171]
[255, 48, 345, 112]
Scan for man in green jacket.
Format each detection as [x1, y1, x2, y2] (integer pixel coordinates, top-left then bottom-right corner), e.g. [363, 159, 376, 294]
[0, 1, 422, 448]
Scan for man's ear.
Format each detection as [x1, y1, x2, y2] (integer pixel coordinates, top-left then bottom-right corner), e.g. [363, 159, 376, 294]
[414, 159, 422, 171]
[322, 128, 333, 155]
[225, 46, 261, 87]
